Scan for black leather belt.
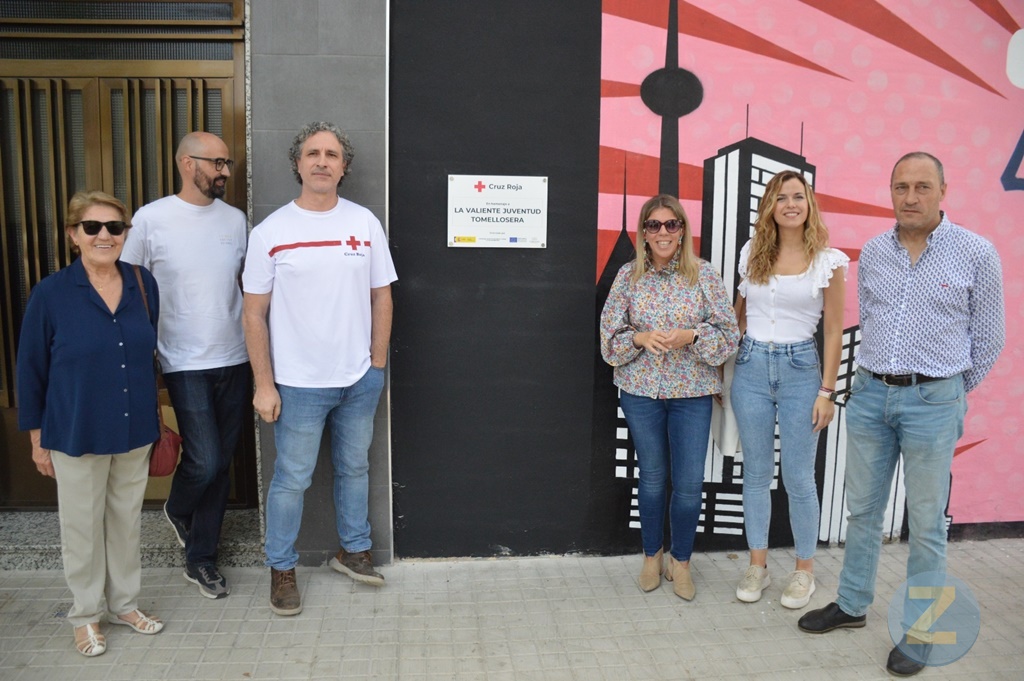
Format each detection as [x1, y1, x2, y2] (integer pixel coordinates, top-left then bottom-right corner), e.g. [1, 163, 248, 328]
[868, 371, 942, 387]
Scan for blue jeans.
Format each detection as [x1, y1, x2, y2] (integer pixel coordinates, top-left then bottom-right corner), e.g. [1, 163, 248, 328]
[163, 362, 251, 566]
[730, 337, 822, 560]
[619, 391, 711, 561]
[836, 368, 966, 617]
[264, 366, 385, 570]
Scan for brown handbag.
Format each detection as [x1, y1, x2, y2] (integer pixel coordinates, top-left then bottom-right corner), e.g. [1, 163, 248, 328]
[133, 265, 182, 477]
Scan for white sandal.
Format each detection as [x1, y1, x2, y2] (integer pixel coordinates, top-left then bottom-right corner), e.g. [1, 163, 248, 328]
[107, 609, 164, 634]
[74, 622, 106, 656]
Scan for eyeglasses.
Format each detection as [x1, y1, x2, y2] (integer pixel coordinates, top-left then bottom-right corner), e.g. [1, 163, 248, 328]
[189, 156, 235, 172]
[78, 220, 129, 236]
[643, 218, 685, 234]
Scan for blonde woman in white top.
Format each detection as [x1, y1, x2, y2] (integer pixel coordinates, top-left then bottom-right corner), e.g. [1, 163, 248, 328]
[731, 171, 848, 609]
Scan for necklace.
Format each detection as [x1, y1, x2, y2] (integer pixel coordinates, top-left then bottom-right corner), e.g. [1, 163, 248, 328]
[87, 272, 118, 292]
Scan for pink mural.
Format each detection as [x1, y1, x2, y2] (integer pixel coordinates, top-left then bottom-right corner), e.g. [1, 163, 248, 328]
[598, 0, 1024, 527]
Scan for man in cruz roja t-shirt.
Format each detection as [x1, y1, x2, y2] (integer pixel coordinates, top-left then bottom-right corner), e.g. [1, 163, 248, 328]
[242, 121, 397, 617]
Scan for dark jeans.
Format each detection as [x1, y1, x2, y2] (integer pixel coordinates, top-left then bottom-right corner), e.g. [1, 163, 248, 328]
[619, 391, 711, 562]
[163, 362, 251, 566]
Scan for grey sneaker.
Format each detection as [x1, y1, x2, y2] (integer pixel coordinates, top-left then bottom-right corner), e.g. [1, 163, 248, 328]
[184, 563, 229, 600]
[781, 570, 816, 609]
[163, 501, 189, 548]
[329, 548, 385, 586]
[736, 565, 770, 603]
[269, 568, 302, 616]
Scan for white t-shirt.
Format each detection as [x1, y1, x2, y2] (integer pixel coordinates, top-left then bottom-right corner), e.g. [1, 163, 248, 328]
[242, 199, 398, 388]
[122, 195, 249, 373]
[737, 242, 849, 344]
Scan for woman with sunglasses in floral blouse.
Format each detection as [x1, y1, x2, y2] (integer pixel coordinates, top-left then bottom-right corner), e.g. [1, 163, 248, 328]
[601, 194, 739, 600]
[17, 191, 165, 656]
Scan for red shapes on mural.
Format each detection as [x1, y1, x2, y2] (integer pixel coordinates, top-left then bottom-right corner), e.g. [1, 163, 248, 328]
[595, 147, 705, 282]
[798, 0, 1004, 97]
[596, 230, 630, 285]
[604, 0, 847, 80]
[598, 146, 702, 200]
[815, 193, 892, 219]
[601, 80, 642, 97]
[967, 0, 1021, 33]
[954, 440, 986, 458]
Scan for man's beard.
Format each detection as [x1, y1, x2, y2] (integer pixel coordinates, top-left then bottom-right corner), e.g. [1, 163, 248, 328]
[195, 167, 226, 199]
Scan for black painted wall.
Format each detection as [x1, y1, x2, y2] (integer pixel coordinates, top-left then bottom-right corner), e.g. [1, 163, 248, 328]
[389, 1, 613, 557]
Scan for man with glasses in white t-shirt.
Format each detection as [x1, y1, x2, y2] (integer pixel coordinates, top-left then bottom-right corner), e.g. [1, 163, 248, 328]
[123, 131, 250, 600]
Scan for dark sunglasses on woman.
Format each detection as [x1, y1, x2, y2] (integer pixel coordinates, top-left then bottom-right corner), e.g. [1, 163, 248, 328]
[78, 220, 129, 236]
[643, 218, 684, 234]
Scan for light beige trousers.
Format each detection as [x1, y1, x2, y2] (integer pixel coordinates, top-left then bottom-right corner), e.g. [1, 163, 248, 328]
[51, 444, 150, 628]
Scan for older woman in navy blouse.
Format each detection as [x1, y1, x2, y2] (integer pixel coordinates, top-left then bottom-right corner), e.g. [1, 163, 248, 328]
[17, 191, 165, 657]
[601, 195, 739, 600]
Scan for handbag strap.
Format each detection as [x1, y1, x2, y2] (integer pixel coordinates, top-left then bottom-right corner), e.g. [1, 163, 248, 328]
[133, 265, 153, 323]
[133, 264, 158, 368]
[132, 265, 166, 429]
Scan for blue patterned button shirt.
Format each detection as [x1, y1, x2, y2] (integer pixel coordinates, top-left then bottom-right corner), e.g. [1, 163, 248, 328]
[856, 213, 1005, 392]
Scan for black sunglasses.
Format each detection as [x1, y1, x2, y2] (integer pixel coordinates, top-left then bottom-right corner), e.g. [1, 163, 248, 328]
[78, 220, 129, 236]
[643, 218, 685, 234]
[190, 155, 235, 172]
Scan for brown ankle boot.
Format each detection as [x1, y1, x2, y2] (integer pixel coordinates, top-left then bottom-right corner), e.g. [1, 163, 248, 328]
[666, 557, 695, 600]
[270, 568, 302, 616]
[638, 549, 664, 592]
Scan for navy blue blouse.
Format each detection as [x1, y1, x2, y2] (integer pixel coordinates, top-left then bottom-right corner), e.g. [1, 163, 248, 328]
[17, 259, 161, 456]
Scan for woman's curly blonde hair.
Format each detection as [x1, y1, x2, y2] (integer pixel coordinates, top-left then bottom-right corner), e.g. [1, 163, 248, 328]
[745, 171, 830, 285]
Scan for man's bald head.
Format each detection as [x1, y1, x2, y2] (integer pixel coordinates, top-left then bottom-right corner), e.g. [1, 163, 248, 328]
[176, 131, 225, 163]
[175, 131, 231, 203]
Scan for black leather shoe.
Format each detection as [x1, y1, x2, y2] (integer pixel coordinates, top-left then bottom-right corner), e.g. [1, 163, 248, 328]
[886, 639, 929, 676]
[797, 601, 867, 633]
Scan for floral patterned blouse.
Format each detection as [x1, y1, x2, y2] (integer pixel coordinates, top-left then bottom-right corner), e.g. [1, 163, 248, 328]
[601, 258, 740, 399]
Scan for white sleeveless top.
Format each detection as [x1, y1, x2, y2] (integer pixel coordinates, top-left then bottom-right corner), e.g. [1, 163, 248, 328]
[737, 242, 849, 344]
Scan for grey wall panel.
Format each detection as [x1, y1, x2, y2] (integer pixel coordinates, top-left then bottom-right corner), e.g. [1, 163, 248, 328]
[251, 55, 385, 134]
[250, 0, 391, 566]
[250, 128, 299, 208]
[318, 1, 387, 57]
[250, 0, 319, 56]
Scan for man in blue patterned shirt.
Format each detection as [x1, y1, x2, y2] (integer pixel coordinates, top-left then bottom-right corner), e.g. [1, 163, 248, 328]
[797, 152, 1005, 676]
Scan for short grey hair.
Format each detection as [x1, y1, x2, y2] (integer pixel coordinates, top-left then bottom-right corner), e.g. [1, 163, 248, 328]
[891, 151, 944, 186]
[288, 121, 355, 186]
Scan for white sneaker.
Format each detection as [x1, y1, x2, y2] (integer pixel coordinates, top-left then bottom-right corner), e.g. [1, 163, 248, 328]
[736, 565, 770, 603]
[781, 570, 816, 609]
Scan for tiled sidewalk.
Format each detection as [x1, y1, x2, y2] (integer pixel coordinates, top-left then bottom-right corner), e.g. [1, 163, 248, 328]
[1, 538, 1021, 680]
